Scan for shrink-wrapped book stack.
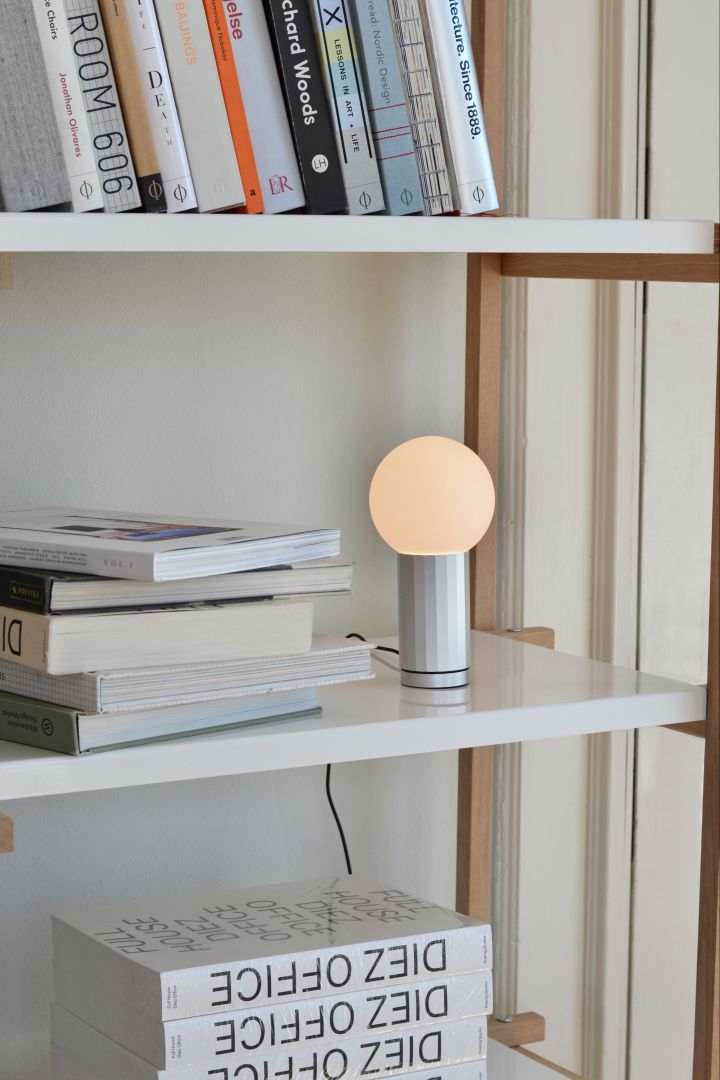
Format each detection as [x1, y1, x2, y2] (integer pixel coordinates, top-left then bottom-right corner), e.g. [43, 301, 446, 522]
[50, 876, 493, 1080]
[0, 507, 369, 755]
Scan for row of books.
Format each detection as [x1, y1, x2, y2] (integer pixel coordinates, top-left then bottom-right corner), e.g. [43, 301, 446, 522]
[0, 505, 373, 754]
[0, 0, 498, 218]
[50, 876, 493, 1080]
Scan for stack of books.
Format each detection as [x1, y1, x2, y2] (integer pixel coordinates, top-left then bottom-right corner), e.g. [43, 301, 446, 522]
[0, 506, 372, 755]
[0, 0, 497, 218]
[49, 876, 493, 1080]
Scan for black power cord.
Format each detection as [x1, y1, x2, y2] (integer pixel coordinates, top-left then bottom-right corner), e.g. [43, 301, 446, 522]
[324, 633, 401, 876]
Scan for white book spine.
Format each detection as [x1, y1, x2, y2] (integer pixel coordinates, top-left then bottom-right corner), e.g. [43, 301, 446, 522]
[0, 536, 156, 580]
[51, 1003, 488, 1080]
[165, 925, 492, 1019]
[222, 0, 305, 213]
[419, 1, 498, 215]
[30, 0, 104, 211]
[0, 659, 101, 712]
[154, 0, 245, 212]
[51, 1048, 489, 1080]
[125, 0, 197, 212]
[164, 971, 493, 1068]
[62, 0, 142, 212]
[0, 608, 49, 671]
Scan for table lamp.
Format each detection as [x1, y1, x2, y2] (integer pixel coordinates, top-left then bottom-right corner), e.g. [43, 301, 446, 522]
[369, 436, 495, 689]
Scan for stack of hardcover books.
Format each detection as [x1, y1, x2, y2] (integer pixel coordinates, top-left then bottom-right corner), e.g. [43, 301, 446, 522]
[49, 876, 493, 1080]
[0, 0, 497, 218]
[0, 507, 372, 755]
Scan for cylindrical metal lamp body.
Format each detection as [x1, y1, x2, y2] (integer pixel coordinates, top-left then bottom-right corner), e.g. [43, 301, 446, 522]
[397, 552, 471, 688]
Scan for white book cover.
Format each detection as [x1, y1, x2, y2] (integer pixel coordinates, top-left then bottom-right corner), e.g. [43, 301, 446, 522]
[0, 508, 341, 581]
[52, 877, 492, 1023]
[55, 966, 492, 1069]
[222, 0, 304, 213]
[62, 0, 143, 212]
[124, 0, 197, 212]
[30, 0, 104, 211]
[419, 1, 498, 215]
[0, 599, 313, 674]
[51, 1047, 489, 1080]
[154, 0, 245, 212]
[0, 634, 372, 713]
[51, 1003, 488, 1080]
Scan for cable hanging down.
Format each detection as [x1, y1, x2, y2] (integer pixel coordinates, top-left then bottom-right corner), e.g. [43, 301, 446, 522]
[324, 634, 401, 876]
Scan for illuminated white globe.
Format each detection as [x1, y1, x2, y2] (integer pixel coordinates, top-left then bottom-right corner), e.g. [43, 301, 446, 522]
[369, 436, 495, 555]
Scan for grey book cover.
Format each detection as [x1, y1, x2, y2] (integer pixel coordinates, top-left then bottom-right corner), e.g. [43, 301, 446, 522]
[0, 0, 71, 211]
[349, 0, 423, 216]
[388, 0, 453, 215]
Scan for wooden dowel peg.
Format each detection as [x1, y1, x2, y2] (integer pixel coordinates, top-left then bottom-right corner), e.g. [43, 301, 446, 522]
[0, 253, 16, 290]
[0, 814, 14, 853]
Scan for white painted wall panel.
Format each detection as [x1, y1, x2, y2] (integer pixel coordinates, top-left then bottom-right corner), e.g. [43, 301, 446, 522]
[0, 251, 464, 1079]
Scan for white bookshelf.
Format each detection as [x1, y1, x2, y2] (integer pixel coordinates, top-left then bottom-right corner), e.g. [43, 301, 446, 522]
[488, 1041, 572, 1079]
[0, 631, 704, 802]
[0, 214, 715, 254]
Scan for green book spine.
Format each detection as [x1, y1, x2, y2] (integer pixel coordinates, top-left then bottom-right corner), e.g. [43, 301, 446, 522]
[0, 692, 80, 754]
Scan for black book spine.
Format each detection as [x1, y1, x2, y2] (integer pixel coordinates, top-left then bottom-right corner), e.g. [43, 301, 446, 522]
[264, 0, 347, 214]
[0, 568, 53, 613]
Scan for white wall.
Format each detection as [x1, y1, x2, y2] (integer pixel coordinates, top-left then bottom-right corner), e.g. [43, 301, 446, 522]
[0, 251, 466, 1079]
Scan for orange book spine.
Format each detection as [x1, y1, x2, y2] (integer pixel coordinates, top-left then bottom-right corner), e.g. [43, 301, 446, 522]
[202, 0, 263, 213]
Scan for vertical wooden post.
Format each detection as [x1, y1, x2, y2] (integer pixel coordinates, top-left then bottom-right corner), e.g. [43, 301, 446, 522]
[0, 813, 14, 853]
[456, 0, 506, 921]
[0, 253, 15, 290]
[693, 331, 720, 1080]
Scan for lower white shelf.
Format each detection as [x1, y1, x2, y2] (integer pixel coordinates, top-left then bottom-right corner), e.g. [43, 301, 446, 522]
[0, 631, 704, 802]
[488, 1041, 579, 1078]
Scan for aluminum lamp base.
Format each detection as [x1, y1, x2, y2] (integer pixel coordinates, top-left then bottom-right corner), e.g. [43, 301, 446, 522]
[397, 553, 471, 689]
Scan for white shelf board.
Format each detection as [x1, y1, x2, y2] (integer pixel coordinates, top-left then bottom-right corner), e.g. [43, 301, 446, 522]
[488, 1041, 578, 1078]
[0, 631, 704, 802]
[0, 214, 715, 254]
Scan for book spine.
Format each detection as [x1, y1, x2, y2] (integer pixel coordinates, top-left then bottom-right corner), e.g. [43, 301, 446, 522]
[30, 0, 105, 212]
[164, 971, 493, 1067]
[0, 691, 80, 754]
[165, 924, 492, 1018]
[122, 0, 197, 212]
[50, 1047, 488, 1080]
[308, 0, 384, 215]
[202, 0, 264, 213]
[0, 535, 157, 580]
[387, 0, 453, 215]
[0, 658, 100, 713]
[97, 0, 166, 210]
[62, 0, 143, 212]
[349, 0, 423, 216]
[0, 568, 53, 613]
[54, 1002, 487, 1080]
[0, 607, 50, 671]
[0, 3, 72, 211]
[263, 0, 346, 215]
[153, 0, 245, 213]
[178, 1017, 488, 1080]
[419, 1, 498, 216]
[222, 0, 304, 214]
